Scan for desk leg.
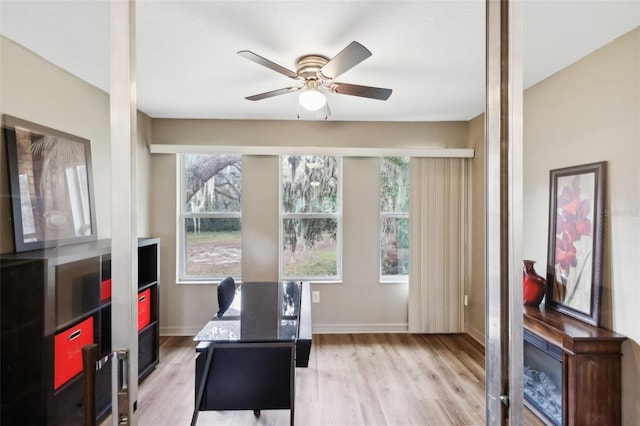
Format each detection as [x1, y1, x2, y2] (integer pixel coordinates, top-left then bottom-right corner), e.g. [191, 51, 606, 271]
[191, 346, 214, 426]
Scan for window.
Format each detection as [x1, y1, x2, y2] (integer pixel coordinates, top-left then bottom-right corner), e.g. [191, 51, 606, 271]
[280, 155, 341, 280]
[179, 154, 242, 281]
[380, 157, 409, 281]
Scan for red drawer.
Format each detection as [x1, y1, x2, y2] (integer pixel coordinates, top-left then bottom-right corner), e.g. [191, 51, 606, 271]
[54, 316, 94, 390]
[100, 278, 112, 302]
[138, 288, 151, 331]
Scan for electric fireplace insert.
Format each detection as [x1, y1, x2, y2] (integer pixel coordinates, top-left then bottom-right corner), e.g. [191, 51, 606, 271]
[523, 328, 563, 426]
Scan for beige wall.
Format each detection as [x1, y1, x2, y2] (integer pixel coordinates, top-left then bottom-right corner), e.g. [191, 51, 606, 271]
[0, 36, 111, 252]
[0, 36, 153, 253]
[523, 28, 639, 423]
[151, 119, 469, 150]
[466, 113, 486, 343]
[241, 156, 280, 281]
[136, 112, 153, 237]
[149, 119, 469, 334]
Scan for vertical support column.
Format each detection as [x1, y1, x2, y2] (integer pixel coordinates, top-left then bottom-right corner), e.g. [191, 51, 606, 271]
[485, 0, 524, 424]
[110, 0, 138, 425]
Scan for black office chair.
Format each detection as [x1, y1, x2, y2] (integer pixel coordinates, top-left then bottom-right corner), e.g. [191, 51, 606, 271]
[216, 276, 236, 318]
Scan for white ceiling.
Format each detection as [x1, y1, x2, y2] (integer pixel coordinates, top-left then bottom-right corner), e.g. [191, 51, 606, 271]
[1, 0, 639, 121]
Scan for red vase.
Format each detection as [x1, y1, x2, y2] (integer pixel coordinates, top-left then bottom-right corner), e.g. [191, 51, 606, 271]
[523, 260, 546, 307]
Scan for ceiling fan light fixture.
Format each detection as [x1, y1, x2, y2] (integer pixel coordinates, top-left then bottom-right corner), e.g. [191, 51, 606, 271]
[298, 87, 326, 111]
[239, 42, 391, 116]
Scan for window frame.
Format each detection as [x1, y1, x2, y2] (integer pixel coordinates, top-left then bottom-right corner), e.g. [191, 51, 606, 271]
[278, 155, 343, 282]
[177, 154, 242, 284]
[379, 157, 409, 284]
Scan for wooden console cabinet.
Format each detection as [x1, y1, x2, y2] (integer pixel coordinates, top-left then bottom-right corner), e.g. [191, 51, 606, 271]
[523, 305, 626, 426]
[0, 238, 160, 425]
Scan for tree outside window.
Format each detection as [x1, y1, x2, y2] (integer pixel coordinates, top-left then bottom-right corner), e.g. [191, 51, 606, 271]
[280, 155, 341, 280]
[180, 154, 242, 281]
[380, 157, 409, 280]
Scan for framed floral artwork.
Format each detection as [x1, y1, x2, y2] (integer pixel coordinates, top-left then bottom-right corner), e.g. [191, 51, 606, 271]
[545, 161, 606, 326]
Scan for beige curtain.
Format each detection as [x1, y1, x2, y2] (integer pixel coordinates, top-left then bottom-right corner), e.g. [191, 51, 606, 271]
[408, 158, 467, 333]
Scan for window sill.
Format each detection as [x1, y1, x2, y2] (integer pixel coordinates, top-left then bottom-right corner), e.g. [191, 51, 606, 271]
[177, 279, 243, 285]
[280, 279, 342, 285]
[379, 279, 409, 285]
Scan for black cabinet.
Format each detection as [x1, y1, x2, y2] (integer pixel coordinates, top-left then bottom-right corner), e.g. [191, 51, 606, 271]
[136, 240, 160, 379]
[0, 257, 47, 425]
[0, 238, 160, 425]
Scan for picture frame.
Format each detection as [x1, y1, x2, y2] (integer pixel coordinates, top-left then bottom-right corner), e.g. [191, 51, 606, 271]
[2, 115, 97, 252]
[545, 161, 606, 326]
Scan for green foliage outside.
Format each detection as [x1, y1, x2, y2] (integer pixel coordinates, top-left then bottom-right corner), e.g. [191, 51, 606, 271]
[185, 218, 240, 233]
[381, 218, 409, 275]
[184, 154, 241, 211]
[186, 230, 240, 244]
[281, 155, 339, 255]
[183, 154, 243, 278]
[283, 244, 337, 277]
[185, 230, 241, 277]
[380, 158, 410, 276]
[380, 157, 409, 213]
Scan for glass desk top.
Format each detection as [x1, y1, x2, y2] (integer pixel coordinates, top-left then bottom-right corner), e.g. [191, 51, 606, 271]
[194, 281, 302, 343]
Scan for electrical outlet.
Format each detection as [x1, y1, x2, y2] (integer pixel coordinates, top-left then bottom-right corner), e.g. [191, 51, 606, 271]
[312, 290, 320, 303]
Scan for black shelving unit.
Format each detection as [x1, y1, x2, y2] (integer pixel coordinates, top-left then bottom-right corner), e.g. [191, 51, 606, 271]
[0, 238, 160, 425]
[136, 239, 160, 380]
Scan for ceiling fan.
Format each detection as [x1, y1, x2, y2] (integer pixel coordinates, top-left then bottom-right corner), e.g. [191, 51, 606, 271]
[237, 41, 392, 114]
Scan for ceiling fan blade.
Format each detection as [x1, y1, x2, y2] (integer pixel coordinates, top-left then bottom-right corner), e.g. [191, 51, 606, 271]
[237, 50, 298, 79]
[320, 41, 372, 79]
[245, 86, 300, 101]
[329, 82, 392, 100]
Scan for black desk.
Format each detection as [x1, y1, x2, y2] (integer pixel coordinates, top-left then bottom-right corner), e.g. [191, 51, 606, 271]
[191, 282, 312, 425]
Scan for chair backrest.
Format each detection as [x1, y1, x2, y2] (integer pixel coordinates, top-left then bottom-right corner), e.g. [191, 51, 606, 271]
[216, 276, 236, 318]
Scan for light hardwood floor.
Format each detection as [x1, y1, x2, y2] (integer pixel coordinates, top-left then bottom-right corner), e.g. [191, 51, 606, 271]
[103, 334, 544, 426]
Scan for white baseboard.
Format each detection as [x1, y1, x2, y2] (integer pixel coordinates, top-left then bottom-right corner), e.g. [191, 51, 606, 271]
[160, 326, 202, 336]
[311, 323, 408, 334]
[163, 323, 487, 338]
[160, 323, 409, 336]
[161, 324, 484, 341]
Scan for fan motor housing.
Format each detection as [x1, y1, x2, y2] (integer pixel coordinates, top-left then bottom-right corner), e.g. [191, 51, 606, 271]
[296, 55, 329, 79]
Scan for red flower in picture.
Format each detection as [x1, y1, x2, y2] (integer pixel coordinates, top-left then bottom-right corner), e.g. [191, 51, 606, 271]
[555, 175, 591, 276]
[555, 234, 577, 274]
[576, 200, 592, 237]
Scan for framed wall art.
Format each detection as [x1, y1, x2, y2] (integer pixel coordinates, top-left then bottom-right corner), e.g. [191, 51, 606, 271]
[545, 161, 606, 326]
[3, 115, 97, 252]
